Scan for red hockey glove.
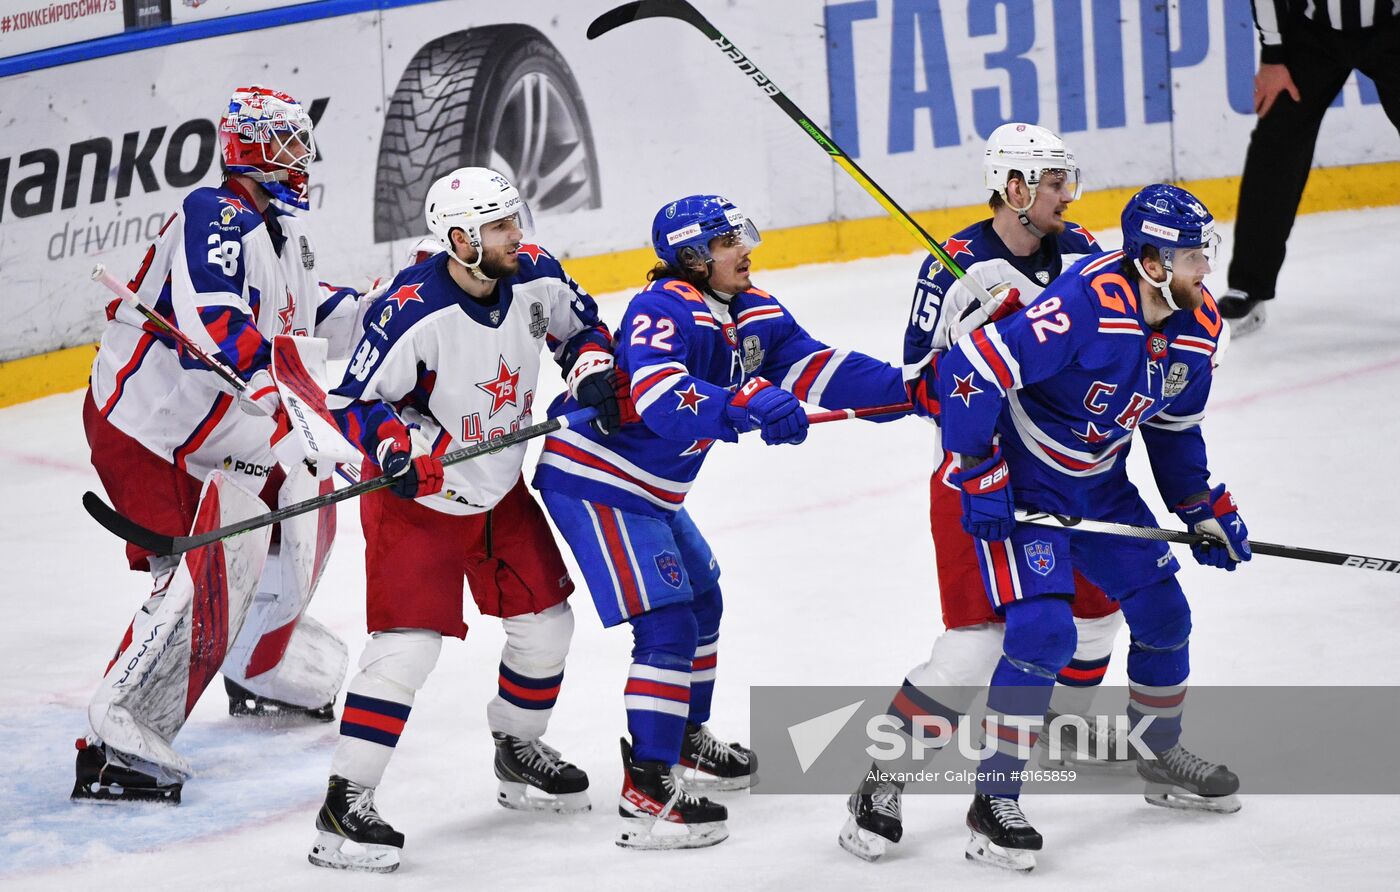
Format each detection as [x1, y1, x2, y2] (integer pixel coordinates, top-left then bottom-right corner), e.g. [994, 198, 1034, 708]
[375, 423, 444, 499]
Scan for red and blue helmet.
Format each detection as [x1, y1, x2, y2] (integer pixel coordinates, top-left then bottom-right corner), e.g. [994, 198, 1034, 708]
[218, 85, 316, 212]
[651, 195, 761, 269]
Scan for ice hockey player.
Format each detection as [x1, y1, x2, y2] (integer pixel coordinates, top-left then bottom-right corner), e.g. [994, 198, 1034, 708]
[532, 194, 910, 850]
[841, 123, 1129, 863]
[75, 85, 366, 805]
[309, 167, 623, 873]
[936, 184, 1249, 871]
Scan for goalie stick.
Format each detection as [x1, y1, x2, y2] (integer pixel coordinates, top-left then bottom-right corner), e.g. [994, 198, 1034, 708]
[84, 407, 601, 557]
[1016, 510, 1400, 575]
[586, 0, 994, 307]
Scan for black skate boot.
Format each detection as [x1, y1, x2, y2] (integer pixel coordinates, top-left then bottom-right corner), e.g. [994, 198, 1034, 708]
[1137, 744, 1241, 813]
[1038, 711, 1135, 772]
[678, 722, 756, 791]
[838, 766, 904, 862]
[70, 737, 181, 804]
[965, 794, 1041, 873]
[226, 677, 334, 722]
[617, 738, 728, 850]
[493, 732, 591, 814]
[308, 775, 404, 873]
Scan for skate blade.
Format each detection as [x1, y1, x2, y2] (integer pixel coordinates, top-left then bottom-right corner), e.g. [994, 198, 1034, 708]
[70, 782, 181, 805]
[496, 781, 592, 815]
[677, 765, 755, 792]
[1143, 784, 1242, 814]
[616, 817, 728, 850]
[308, 831, 400, 873]
[837, 816, 890, 862]
[965, 831, 1036, 873]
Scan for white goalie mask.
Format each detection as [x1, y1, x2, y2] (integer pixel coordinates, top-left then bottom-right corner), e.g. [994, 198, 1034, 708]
[424, 167, 536, 280]
[984, 123, 1082, 236]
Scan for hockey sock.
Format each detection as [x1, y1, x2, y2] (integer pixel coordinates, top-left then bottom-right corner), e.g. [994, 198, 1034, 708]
[1049, 612, 1124, 718]
[626, 603, 697, 764]
[331, 630, 441, 788]
[882, 678, 961, 773]
[978, 598, 1075, 797]
[686, 584, 723, 726]
[1119, 579, 1191, 753]
[488, 603, 573, 740]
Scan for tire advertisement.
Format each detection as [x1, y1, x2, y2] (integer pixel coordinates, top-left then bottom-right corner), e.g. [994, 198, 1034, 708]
[0, 0, 1394, 363]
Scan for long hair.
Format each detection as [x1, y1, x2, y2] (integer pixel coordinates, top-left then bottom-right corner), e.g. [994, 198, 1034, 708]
[646, 255, 709, 289]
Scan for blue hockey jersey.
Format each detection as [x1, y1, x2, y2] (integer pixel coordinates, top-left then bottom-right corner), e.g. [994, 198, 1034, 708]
[937, 250, 1226, 514]
[532, 277, 908, 517]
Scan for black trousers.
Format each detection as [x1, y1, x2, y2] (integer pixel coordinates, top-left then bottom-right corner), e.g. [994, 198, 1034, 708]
[1229, 20, 1400, 302]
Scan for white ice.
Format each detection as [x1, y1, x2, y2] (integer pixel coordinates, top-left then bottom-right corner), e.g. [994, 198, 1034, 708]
[3, 206, 1397, 890]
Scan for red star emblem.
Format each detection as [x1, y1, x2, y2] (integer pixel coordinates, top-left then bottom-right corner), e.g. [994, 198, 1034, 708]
[385, 283, 424, 310]
[517, 243, 547, 263]
[943, 237, 974, 259]
[277, 289, 296, 335]
[680, 438, 715, 456]
[1069, 224, 1097, 245]
[219, 197, 250, 214]
[951, 372, 982, 408]
[475, 356, 521, 417]
[1034, 555, 1051, 571]
[675, 383, 707, 414]
[1073, 421, 1113, 445]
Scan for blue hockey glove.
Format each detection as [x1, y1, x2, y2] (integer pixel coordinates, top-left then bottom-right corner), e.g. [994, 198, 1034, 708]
[726, 377, 808, 445]
[949, 447, 1014, 541]
[1175, 484, 1251, 570]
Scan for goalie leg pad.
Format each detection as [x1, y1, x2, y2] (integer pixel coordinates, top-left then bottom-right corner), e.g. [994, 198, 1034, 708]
[330, 629, 441, 788]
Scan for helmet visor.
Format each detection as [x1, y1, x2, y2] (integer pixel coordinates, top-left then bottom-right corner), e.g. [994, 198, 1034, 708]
[476, 202, 536, 250]
[1036, 167, 1082, 201]
[1168, 230, 1219, 273]
[709, 208, 761, 254]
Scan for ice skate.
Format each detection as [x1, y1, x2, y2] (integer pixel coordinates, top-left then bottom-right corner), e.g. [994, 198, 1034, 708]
[838, 768, 903, 862]
[225, 678, 334, 723]
[307, 775, 404, 873]
[493, 732, 591, 814]
[1037, 711, 1135, 772]
[617, 739, 728, 850]
[70, 737, 181, 804]
[1137, 744, 1241, 814]
[677, 722, 756, 791]
[964, 794, 1040, 873]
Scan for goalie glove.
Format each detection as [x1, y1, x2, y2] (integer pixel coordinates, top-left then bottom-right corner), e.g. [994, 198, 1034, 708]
[238, 368, 281, 417]
[1175, 484, 1251, 570]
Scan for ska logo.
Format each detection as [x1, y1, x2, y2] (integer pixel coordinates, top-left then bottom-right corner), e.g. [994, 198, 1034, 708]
[529, 301, 548, 338]
[654, 551, 684, 588]
[1035, 270, 1050, 285]
[1164, 361, 1189, 398]
[1024, 540, 1055, 576]
[740, 334, 765, 373]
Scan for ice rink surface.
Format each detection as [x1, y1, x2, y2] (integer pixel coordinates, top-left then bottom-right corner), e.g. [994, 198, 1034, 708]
[3, 206, 1397, 889]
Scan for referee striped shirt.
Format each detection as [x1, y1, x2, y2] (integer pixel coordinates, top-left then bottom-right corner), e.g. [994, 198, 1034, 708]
[1253, 1, 1400, 63]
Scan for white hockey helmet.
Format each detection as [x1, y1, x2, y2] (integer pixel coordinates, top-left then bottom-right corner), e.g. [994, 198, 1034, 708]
[983, 123, 1081, 209]
[424, 167, 535, 279]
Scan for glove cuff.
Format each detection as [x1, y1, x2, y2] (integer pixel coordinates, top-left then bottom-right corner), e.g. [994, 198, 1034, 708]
[951, 448, 1009, 495]
[566, 347, 614, 400]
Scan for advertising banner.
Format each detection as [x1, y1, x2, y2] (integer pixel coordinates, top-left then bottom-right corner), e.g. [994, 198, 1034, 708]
[0, 0, 122, 59]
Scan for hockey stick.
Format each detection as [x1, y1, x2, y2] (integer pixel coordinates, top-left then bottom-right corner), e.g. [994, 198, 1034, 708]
[806, 402, 911, 424]
[92, 264, 247, 392]
[1016, 510, 1400, 575]
[83, 406, 601, 557]
[586, 0, 991, 304]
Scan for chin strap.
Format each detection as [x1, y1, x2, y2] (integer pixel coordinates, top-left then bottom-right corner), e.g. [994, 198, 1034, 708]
[1002, 185, 1046, 240]
[1133, 257, 1182, 311]
[446, 242, 497, 283]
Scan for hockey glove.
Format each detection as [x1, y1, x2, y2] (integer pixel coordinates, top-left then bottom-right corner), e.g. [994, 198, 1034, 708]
[375, 424, 444, 499]
[726, 377, 808, 445]
[1175, 484, 1251, 570]
[238, 368, 281, 417]
[949, 447, 1014, 541]
[611, 369, 642, 427]
[568, 350, 623, 436]
[906, 354, 941, 420]
[949, 283, 1024, 342]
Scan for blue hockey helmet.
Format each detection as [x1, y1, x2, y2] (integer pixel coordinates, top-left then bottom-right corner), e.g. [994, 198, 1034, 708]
[1120, 184, 1218, 309]
[651, 195, 761, 269]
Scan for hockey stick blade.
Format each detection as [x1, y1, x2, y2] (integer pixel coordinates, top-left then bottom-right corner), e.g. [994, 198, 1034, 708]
[1016, 510, 1400, 575]
[83, 407, 599, 557]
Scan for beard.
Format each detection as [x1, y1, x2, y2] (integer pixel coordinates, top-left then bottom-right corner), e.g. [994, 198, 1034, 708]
[1168, 275, 1204, 310]
[478, 248, 520, 280]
